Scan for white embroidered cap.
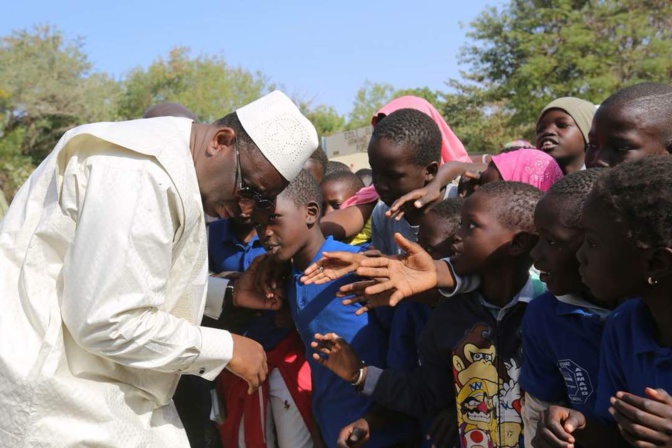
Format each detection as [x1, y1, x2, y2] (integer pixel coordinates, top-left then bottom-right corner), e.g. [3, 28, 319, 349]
[236, 90, 318, 181]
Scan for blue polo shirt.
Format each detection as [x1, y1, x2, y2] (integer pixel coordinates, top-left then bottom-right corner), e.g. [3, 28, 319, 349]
[288, 237, 400, 448]
[208, 219, 290, 350]
[520, 292, 607, 420]
[596, 299, 672, 422]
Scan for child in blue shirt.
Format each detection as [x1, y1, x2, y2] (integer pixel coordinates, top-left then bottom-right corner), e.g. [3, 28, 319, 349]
[247, 169, 403, 448]
[312, 181, 544, 448]
[575, 156, 672, 447]
[518, 168, 623, 447]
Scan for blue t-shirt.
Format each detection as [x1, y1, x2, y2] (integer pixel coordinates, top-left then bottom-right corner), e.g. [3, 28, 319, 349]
[288, 237, 399, 448]
[520, 292, 605, 420]
[596, 299, 672, 422]
[208, 219, 290, 350]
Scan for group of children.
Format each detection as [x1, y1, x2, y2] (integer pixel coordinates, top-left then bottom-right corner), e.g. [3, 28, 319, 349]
[206, 81, 672, 448]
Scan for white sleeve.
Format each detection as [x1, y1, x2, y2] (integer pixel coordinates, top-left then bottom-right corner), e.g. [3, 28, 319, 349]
[438, 257, 480, 297]
[60, 155, 232, 380]
[522, 394, 553, 448]
[205, 277, 229, 319]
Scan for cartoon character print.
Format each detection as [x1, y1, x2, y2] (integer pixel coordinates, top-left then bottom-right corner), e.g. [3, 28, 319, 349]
[452, 323, 523, 448]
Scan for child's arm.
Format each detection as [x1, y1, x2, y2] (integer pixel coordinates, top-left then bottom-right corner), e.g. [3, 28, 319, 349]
[320, 203, 376, 241]
[385, 161, 486, 221]
[610, 388, 672, 447]
[312, 320, 454, 419]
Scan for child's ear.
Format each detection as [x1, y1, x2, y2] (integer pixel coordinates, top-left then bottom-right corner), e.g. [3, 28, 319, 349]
[510, 231, 539, 256]
[305, 201, 321, 226]
[646, 247, 672, 284]
[424, 161, 439, 182]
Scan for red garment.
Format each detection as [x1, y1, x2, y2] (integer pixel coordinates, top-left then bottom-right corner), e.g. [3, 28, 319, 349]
[217, 331, 312, 447]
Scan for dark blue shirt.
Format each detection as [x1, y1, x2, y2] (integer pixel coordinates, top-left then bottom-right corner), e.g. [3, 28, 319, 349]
[596, 299, 672, 422]
[288, 237, 399, 448]
[520, 292, 605, 421]
[208, 219, 290, 350]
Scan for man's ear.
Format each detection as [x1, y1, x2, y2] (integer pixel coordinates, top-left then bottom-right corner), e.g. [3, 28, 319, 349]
[510, 231, 538, 257]
[208, 127, 236, 156]
[424, 161, 439, 182]
[306, 201, 321, 226]
[646, 247, 672, 284]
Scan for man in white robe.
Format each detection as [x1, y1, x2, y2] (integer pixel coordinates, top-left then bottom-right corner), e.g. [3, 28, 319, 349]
[0, 91, 317, 447]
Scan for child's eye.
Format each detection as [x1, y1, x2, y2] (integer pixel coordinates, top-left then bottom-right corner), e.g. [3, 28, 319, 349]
[546, 238, 557, 247]
[268, 214, 280, 223]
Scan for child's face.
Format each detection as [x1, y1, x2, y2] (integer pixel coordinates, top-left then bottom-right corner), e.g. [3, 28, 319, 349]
[530, 195, 585, 296]
[586, 104, 669, 168]
[253, 195, 312, 262]
[321, 180, 354, 215]
[450, 191, 517, 276]
[417, 214, 458, 260]
[368, 137, 436, 207]
[576, 191, 648, 302]
[536, 109, 586, 165]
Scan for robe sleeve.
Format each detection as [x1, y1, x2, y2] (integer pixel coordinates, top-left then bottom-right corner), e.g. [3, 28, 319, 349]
[60, 152, 232, 380]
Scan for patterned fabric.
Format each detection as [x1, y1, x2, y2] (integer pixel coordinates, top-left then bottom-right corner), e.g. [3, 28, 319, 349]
[492, 148, 564, 192]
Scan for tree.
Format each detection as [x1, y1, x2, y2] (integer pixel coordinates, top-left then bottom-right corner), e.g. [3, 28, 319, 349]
[0, 25, 121, 199]
[459, 0, 672, 128]
[346, 81, 396, 130]
[301, 104, 345, 137]
[118, 47, 273, 122]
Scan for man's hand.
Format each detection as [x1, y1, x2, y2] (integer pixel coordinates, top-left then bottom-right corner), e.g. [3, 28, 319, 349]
[300, 250, 382, 285]
[610, 388, 672, 448]
[226, 334, 268, 394]
[532, 405, 586, 448]
[337, 233, 438, 307]
[311, 333, 363, 384]
[255, 253, 290, 300]
[336, 419, 370, 448]
[426, 406, 458, 447]
[233, 255, 283, 310]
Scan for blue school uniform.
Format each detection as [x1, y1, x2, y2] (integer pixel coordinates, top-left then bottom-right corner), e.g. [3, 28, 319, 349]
[208, 219, 290, 350]
[596, 299, 672, 422]
[520, 292, 609, 421]
[287, 236, 399, 448]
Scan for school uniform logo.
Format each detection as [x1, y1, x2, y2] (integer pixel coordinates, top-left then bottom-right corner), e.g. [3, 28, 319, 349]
[558, 359, 594, 405]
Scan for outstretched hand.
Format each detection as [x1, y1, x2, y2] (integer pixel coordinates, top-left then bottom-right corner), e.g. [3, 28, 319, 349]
[610, 387, 672, 448]
[300, 249, 382, 285]
[337, 233, 438, 309]
[311, 333, 363, 384]
[532, 405, 586, 448]
[386, 181, 444, 221]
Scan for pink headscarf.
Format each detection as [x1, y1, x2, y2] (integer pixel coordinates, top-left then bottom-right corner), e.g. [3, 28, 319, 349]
[342, 96, 470, 207]
[491, 148, 564, 192]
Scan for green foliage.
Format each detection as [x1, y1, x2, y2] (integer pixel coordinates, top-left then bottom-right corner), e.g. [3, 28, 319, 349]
[0, 24, 120, 199]
[302, 104, 345, 137]
[460, 0, 672, 127]
[117, 47, 273, 122]
[346, 81, 396, 130]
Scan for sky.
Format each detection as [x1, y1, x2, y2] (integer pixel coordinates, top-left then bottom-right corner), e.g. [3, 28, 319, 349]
[2, 0, 505, 116]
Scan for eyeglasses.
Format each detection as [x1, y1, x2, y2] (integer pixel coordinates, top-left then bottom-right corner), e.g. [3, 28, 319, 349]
[235, 139, 275, 210]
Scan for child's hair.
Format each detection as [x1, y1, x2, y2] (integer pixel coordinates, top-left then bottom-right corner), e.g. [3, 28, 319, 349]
[477, 181, 543, 234]
[426, 198, 464, 233]
[600, 83, 672, 150]
[545, 168, 606, 229]
[281, 169, 323, 212]
[371, 108, 442, 166]
[591, 156, 672, 249]
[500, 140, 536, 153]
[325, 160, 352, 175]
[309, 146, 329, 173]
[322, 171, 364, 195]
